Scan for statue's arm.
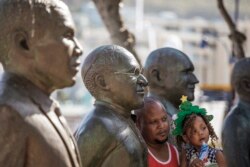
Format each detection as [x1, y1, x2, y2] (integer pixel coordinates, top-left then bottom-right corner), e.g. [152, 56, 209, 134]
[222, 113, 250, 167]
[0, 105, 27, 166]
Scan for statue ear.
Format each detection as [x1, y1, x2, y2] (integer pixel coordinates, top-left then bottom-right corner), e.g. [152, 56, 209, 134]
[240, 78, 250, 92]
[151, 69, 165, 87]
[95, 74, 109, 90]
[12, 30, 32, 57]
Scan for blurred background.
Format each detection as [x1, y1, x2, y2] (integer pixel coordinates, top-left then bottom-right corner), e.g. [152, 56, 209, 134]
[52, 0, 250, 142]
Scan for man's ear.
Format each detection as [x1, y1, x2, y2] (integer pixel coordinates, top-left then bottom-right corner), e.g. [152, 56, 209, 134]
[150, 69, 165, 87]
[95, 74, 109, 90]
[12, 30, 32, 57]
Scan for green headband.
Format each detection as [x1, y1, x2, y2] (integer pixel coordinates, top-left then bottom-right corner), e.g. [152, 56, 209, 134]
[172, 96, 213, 136]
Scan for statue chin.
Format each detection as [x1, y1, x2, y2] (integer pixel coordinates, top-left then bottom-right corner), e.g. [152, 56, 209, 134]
[133, 100, 144, 110]
[187, 94, 195, 101]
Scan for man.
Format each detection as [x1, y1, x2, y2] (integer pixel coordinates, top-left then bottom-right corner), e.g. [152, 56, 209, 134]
[135, 97, 179, 167]
[0, 0, 83, 166]
[143, 47, 199, 145]
[222, 58, 250, 167]
[75, 45, 148, 167]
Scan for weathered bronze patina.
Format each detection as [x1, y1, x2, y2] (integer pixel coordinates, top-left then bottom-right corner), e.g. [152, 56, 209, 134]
[143, 47, 199, 145]
[75, 45, 148, 167]
[222, 58, 250, 167]
[0, 0, 83, 166]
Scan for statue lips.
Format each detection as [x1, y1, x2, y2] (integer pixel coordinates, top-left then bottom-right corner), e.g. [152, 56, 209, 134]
[187, 84, 195, 92]
[136, 88, 145, 97]
[70, 58, 81, 75]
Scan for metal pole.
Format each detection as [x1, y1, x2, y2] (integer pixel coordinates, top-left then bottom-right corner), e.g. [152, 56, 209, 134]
[234, 0, 239, 25]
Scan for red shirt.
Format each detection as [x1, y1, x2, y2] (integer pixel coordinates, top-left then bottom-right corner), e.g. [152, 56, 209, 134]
[148, 143, 179, 167]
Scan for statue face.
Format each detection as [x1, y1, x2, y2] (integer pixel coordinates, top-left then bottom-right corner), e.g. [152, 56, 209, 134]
[31, 2, 82, 89]
[162, 55, 199, 104]
[138, 101, 169, 144]
[105, 53, 148, 111]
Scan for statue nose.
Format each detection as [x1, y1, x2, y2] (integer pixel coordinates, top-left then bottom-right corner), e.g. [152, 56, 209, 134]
[137, 74, 148, 87]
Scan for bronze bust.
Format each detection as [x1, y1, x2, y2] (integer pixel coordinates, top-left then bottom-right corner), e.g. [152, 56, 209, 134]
[0, 0, 83, 166]
[222, 58, 250, 167]
[75, 45, 148, 167]
[143, 47, 199, 145]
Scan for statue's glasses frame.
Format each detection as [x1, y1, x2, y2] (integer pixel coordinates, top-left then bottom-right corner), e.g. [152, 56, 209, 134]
[114, 68, 143, 77]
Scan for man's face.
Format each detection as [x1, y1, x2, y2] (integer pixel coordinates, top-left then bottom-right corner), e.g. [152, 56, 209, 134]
[138, 101, 169, 145]
[105, 52, 148, 111]
[31, 2, 82, 90]
[162, 55, 199, 105]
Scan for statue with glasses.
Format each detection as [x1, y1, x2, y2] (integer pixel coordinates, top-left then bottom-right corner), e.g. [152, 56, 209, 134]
[75, 45, 148, 167]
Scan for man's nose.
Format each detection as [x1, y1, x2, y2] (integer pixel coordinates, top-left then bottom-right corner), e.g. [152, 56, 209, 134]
[158, 121, 165, 129]
[137, 74, 148, 87]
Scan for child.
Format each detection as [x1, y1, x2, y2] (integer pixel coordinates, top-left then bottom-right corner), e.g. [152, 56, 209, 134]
[135, 97, 179, 167]
[172, 96, 226, 167]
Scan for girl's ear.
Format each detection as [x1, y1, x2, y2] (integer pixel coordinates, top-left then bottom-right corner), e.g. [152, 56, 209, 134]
[182, 134, 189, 143]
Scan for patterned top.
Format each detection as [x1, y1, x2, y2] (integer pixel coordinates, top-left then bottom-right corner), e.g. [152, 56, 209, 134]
[185, 145, 219, 165]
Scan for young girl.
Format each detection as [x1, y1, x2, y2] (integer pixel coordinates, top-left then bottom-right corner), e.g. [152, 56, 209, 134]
[172, 96, 226, 167]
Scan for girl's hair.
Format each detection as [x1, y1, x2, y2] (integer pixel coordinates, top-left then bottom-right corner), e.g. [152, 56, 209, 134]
[176, 114, 218, 148]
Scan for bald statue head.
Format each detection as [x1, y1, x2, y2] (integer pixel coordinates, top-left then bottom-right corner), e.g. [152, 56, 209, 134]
[231, 58, 250, 102]
[0, 0, 83, 94]
[82, 45, 148, 111]
[144, 47, 199, 108]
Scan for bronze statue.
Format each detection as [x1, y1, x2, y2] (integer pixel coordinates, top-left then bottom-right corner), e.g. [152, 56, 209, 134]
[143, 47, 199, 145]
[75, 45, 148, 167]
[0, 0, 83, 166]
[222, 58, 250, 167]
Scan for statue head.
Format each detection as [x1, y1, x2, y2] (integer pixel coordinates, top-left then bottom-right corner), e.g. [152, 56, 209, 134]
[144, 47, 199, 108]
[135, 97, 169, 145]
[231, 58, 250, 103]
[0, 0, 83, 93]
[82, 45, 148, 112]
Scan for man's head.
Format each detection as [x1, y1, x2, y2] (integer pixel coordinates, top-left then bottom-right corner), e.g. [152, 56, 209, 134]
[135, 97, 169, 145]
[0, 0, 83, 93]
[144, 47, 199, 108]
[231, 58, 250, 103]
[82, 45, 148, 112]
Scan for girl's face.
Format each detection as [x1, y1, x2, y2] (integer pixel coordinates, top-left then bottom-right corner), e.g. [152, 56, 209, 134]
[184, 116, 209, 149]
